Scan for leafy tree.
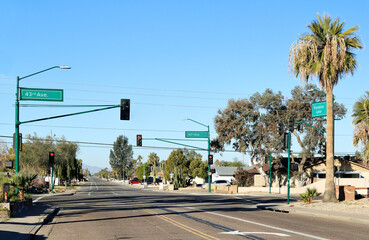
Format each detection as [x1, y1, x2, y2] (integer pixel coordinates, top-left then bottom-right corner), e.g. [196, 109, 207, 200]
[147, 152, 160, 182]
[289, 14, 362, 202]
[213, 89, 286, 185]
[286, 84, 346, 174]
[109, 135, 134, 180]
[189, 153, 207, 179]
[164, 149, 190, 188]
[136, 162, 150, 181]
[352, 91, 369, 162]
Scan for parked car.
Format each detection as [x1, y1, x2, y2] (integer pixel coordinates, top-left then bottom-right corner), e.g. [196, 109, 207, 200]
[129, 178, 141, 184]
[202, 179, 231, 189]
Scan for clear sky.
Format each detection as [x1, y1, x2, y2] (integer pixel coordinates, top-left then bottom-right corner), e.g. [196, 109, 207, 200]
[0, 1, 368, 170]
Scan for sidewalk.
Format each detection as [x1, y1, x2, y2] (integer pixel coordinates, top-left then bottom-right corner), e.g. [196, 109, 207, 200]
[0, 203, 56, 240]
[0, 191, 75, 240]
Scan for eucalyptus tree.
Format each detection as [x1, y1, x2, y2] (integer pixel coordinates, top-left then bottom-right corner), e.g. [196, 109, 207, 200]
[286, 84, 346, 173]
[109, 135, 134, 180]
[213, 89, 286, 185]
[289, 14, 362, 202]
[352, 91, 369, 162]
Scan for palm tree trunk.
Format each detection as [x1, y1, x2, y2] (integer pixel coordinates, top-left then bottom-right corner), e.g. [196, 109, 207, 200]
[323, 87, 336, 202]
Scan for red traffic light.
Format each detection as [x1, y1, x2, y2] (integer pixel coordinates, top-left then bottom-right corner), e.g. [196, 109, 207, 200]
[46, 170, 50, 174]
[137, 134, 142, 146]
[50, 152, 54, 157]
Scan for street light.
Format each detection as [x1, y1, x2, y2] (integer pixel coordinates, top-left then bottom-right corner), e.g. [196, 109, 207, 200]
[15, 66, 71, 173]
[183, 118, 211, 193]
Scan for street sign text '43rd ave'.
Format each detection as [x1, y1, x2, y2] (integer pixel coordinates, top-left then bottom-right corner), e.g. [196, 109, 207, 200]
[311, 101, 327, 118]
[185, 131, 208, 138]
[20, 88, 64, 101]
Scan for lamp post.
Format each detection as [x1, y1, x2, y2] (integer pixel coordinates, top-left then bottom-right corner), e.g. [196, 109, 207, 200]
[15, 66, 71, 173]
[184, 118, 211, 193]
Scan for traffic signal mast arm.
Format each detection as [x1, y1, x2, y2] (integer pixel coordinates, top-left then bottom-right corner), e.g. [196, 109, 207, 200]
[20, 105, 120, 125]
[153, 138, 208, 151]
[296, 121, 326, 133]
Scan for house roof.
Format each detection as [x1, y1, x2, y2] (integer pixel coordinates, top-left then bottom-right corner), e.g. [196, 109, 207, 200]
[247, 164, 270, 174]
[213, 166, 238, 176]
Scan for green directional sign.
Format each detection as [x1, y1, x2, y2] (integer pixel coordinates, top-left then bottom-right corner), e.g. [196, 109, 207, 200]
[311, 101, 326, 118]
[185, 131, 208, 138]
[20, 88, 64, 102]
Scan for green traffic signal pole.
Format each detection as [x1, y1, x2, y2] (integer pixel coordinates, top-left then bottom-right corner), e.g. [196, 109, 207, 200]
[185, 118, 211, 193]
[287, 131, 291, 204]
[15, 66, 71, 173]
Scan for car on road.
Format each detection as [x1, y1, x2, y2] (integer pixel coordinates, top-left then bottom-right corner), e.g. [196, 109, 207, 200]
[129, 178, 141, 184]
[202, 179, 231, 189]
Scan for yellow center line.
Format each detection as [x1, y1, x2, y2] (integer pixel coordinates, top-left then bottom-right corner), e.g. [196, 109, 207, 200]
[144, 209, 220, 240]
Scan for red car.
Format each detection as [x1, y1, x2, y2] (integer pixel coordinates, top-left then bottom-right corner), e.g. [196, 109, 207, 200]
[129, 178, 141, 184]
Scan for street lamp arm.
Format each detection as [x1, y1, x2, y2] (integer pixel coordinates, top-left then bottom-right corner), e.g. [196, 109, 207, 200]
[184, 118, 208, 128]
[19, 65, 70, 80]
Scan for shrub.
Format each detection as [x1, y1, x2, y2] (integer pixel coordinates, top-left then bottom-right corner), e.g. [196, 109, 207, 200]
[300, 188, 321, 204]
[234, 167, 253, 187]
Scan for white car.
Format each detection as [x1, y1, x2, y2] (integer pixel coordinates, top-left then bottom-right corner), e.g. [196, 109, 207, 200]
[202, 180, 231, 189]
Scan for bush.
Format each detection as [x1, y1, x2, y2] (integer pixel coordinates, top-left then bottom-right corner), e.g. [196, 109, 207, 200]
[234, 167, 253, 187]
[300, 188, 321, 204]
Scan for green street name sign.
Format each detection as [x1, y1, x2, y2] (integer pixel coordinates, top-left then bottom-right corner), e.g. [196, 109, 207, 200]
[185, 131, 208, 138]
[311, 101, 326, 118]
[20, 88, 64, 102]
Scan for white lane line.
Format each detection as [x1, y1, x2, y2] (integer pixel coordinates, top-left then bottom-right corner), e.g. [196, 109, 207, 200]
[94, 181, 99, 191]
[33, 196, 44, 203]
[221, 231, 289, 237]
[112, 192, 118, 195]
[234, 197, 259, 204]
[185, 206, 329, 240]
[88, 192, 91, 196]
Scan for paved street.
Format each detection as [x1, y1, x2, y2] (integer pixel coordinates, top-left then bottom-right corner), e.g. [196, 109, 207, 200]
[35, 177, 369, 240]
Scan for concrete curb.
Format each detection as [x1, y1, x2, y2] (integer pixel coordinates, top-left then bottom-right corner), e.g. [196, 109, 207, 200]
[27, 206, 58, 240]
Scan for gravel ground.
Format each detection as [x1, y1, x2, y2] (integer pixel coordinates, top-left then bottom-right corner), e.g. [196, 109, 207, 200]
[289, 198, 369, 214]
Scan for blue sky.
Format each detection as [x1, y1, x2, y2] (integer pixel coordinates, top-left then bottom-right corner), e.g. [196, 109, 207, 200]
[0, 1, 368, 169]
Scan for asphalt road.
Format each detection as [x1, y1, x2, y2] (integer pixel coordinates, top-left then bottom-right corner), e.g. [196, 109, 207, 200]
[35, 177, 369, 240]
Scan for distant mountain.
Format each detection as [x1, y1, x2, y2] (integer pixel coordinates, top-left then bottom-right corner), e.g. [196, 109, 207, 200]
[82, 164, 104, 175]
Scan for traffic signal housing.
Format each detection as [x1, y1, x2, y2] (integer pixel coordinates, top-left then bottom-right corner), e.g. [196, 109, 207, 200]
[120, 99, 130, 120]
[211, 168, 216, 174]
[49, 152, 55, 164]
[137, 135, 142, 146]
[322, 143, 327, 158]
[208, 155, 213, 165]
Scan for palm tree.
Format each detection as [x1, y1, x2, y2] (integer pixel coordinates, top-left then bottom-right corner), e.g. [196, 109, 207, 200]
[289, 14, 362, 202]
[352, 91, 369, 162]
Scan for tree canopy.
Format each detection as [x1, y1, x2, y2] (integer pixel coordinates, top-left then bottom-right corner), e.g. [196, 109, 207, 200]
[109, 135, 134, 180]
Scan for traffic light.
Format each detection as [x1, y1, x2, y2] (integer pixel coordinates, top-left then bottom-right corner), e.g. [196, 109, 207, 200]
[278, 123, 284, 136]
[137, 135, 142, 146]
[288, 117, 295, 132]
[322, 143, 327, 158]
[13, 133, 22, 151]
[120, 99, 130, 120]
[46, 169, 50, 174]
[211, 169, 216, 174]
[49, 152, 55, 164]
[283, 133, 289, 150]
[208, 155, 213, 165]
